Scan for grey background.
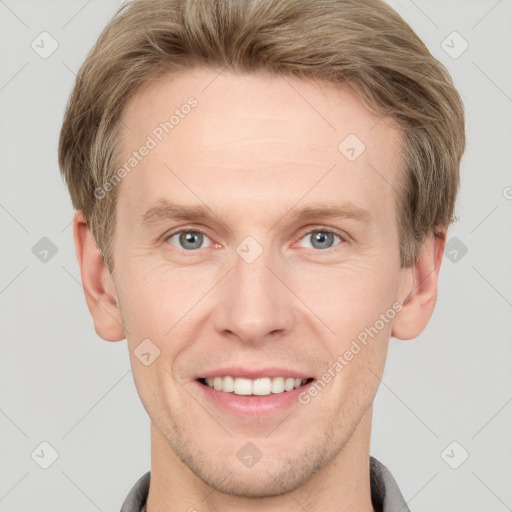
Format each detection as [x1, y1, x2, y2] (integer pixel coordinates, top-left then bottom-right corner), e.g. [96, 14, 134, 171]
[0, 0, 511, 510]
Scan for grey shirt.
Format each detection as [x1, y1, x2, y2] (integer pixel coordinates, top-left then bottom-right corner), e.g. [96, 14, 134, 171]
[120, 456, 410, 512]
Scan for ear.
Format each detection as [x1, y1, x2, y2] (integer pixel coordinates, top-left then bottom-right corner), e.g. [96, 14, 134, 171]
[392, 232, 446, 340]
[72, 211, 125, 342]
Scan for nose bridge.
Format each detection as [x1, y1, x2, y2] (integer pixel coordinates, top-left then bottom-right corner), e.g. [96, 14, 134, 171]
[234, 250, 274, 305]
[213, 239, 294, 342]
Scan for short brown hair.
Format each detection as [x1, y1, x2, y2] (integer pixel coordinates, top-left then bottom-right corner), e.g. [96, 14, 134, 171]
[58, 0, 465, 269]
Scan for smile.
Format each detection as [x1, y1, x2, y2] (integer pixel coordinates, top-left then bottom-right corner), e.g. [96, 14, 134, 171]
[199, 376, 314, 396]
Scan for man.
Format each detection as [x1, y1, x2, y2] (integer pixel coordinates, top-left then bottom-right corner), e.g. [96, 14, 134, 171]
[58, 0, 465, 510]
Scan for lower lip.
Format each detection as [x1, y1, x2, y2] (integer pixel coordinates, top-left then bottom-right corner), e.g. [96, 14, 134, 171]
[194, 380, 315, 417]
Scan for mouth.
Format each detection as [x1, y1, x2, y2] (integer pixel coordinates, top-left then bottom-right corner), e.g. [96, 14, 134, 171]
[193, 368, 317, 416]
[197, 376, 315, 396]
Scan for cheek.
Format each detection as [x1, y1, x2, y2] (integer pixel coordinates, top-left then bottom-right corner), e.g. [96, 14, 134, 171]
[115, 262, 213, 404]
[296, 260, 398, 399]
[116, 259, 206, 340]
[298, 260, 401, 333]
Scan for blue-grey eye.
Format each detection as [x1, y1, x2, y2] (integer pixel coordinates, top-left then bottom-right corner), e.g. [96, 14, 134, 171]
[299, 230, 341, 250]
[168, 230, 210, 250]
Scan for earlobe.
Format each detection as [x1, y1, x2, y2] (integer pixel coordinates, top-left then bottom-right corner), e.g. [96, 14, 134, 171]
[72, 211, 125, 342]
[391, 232, 446, 340]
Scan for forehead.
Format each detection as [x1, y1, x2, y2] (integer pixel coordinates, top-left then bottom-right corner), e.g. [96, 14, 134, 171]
[117, 68, 403, 228]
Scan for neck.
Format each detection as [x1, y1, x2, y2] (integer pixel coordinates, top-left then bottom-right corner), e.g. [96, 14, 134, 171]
[145, 407, 375, 512]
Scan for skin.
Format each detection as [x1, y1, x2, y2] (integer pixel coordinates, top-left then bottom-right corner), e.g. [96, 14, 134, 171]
[73, 68, 445, 512]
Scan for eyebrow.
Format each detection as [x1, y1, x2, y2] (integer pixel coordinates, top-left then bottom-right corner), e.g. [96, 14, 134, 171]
[139, 199, 371, 229]
[289, 203, 370, 224]
[140, 201, 223, 227]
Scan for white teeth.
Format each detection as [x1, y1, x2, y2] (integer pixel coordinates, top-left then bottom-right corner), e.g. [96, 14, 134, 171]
[234, 377, 252, 395]
[284, 378, 295, 391]
[223, 375, 235, 392]
[252, 378, 272, 396]
[271, 377, 284, 393]
[213, 376, 223, 391]
[203, 376, 308, 395]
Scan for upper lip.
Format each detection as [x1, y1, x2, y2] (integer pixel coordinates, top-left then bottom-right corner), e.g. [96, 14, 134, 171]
[195, 367, 313, 380]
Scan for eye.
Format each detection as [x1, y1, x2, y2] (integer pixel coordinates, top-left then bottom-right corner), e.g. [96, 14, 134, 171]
[297, 229, 343, 250]
[166, 229, 212, 251]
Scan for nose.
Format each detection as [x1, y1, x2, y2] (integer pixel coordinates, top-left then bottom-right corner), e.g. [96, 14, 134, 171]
[212, 246, 295, 345]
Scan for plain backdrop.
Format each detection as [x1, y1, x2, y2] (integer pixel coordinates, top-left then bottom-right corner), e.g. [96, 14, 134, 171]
[1, 0, 511, 511]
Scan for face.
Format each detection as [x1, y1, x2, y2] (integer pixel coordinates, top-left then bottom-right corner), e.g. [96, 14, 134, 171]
[109, 68, 408, 496]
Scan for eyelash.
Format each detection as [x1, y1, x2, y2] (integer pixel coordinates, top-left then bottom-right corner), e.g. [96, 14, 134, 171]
[164, 226, 345, 253]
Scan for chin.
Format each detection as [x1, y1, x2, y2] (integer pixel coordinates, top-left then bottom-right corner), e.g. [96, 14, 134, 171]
[169, 433, 335, 498]
[192, 459, 315, 498]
